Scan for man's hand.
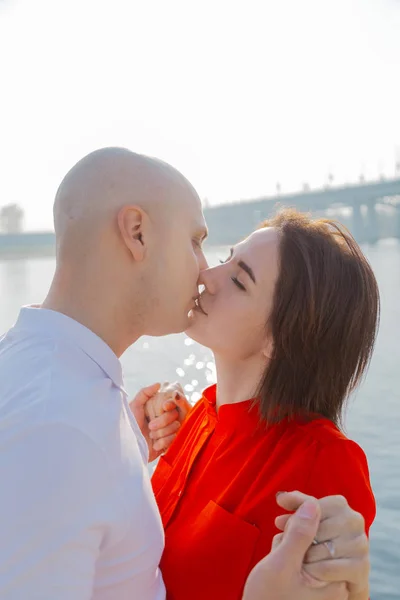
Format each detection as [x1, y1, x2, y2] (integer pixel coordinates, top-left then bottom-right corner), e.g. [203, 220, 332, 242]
[275, 492, 369, 600]
[129, 384, 181, 462]
[243, 499, 348, 600]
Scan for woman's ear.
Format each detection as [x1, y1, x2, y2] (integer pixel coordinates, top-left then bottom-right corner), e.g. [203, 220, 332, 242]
[262, 336, 274, 361]
[117, 205, 147, 261]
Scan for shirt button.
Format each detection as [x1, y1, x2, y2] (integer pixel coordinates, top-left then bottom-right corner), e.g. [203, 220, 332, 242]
[178, 490, 182, 497]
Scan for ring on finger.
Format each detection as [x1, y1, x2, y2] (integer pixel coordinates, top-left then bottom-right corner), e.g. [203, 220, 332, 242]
[312, 537, 319, 546]
[323, 540, 335, 558]
[311, 538, 335, 558]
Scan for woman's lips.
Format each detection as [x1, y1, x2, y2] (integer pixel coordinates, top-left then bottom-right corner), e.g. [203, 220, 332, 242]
[194, 296, 208, 315]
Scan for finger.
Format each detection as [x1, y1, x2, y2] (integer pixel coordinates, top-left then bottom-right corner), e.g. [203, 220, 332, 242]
[161, 392, 182, 411]
[163, 397, 192, 425]
[131, 383, 161, 407]
[276, 490, 314, 510]
[312, 513, 366, 544]
[312, 582, 348, 600]
[275, 511, 364, 556]
[149, 408, 179, 431]
[278, 499, 367, 558]
[153, 433, 177, 453]
[149, 419, 181, 441]
[277, 491, 349, 520]
[177, 394, 193, 413]
[271, 532, 284, 551]
[175, 382, 185, 394]
[162, 400, 179, 412]
[167, 381, 185, 396]
[304, 534, 368, 564]
[304, 556, 369, 587]
[275, 513, 291, 531]
[145, 401, 157, 422]
[162, 393, 190, 412]
[175, 395, 192, 411]
[275, 499, 321, 572]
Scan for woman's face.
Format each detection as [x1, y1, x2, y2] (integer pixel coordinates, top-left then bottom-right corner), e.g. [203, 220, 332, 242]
[186, 227, 281, 360]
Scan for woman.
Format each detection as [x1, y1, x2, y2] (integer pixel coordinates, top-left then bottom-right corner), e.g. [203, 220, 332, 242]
[149, 209, 379, 600]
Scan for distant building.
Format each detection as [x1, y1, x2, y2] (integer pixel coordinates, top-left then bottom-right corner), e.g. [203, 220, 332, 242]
[0, 204, 24, 234]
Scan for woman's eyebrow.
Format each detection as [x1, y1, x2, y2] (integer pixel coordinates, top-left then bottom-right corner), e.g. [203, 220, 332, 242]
[238, 260, 256, 284]
[230, 247, 256, 284]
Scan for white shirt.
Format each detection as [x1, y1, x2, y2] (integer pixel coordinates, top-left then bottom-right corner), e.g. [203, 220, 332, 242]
[0, 307, 165, 600]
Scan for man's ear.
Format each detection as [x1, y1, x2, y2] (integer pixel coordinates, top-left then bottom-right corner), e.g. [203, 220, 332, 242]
[117, 205, 147, 261]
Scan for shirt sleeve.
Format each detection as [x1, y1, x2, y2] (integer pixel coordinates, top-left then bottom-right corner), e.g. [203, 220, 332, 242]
[0, 422, 121, 600]
[306, 438, 376, 534]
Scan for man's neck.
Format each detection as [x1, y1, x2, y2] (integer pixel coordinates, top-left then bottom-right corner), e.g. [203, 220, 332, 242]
[214, 354, 268, 409]
[42, 272, 143, 358]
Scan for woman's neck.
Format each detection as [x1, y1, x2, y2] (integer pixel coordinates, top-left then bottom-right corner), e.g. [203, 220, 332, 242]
[214, 353, 268, 409]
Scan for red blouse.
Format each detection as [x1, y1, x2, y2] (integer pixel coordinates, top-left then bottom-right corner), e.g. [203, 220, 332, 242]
[152, 385, 375, 600]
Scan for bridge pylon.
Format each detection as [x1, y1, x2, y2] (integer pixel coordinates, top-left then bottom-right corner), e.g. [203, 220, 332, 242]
[364, 199, 379, 244]
[351, 203, 365, 243]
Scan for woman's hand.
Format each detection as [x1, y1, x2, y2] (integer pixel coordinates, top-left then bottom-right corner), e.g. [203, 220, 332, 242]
[144, 381, 187, 421]
[274, 491, 370, 600]
[147, 383, 192, 449]
[243, 498, 348, 600]
[129, 383, 182, 462]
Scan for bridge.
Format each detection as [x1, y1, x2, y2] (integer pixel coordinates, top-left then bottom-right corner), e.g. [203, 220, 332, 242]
[0, 178, 400, 259]
[203, 178, 400, 245]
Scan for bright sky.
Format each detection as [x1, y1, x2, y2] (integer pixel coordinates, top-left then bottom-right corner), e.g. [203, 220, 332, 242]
[0, 0, 399, 231]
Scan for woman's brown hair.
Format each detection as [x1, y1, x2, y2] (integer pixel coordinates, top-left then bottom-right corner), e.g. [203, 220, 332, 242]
[257, 208, 380, 426]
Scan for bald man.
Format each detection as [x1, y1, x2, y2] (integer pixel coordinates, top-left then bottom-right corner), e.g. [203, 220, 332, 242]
[0, 148, 369, 600]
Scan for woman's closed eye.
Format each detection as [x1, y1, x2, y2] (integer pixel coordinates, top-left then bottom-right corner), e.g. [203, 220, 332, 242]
[219, 256, 246, 291]
[231, 277, 246, 291]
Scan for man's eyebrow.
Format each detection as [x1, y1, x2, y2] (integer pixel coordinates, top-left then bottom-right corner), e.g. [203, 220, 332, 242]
[238, 260, 256, 284]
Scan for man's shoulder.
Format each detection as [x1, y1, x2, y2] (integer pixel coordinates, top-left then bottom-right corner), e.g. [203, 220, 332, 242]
[0, 329, 123, 443]
[0, 328, 56, 423]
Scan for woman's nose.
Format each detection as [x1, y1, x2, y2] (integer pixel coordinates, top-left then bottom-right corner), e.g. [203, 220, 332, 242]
[198, 266, 218, 295]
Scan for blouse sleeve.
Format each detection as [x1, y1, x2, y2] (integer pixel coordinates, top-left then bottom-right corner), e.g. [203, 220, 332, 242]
[306, 438, 376, 534]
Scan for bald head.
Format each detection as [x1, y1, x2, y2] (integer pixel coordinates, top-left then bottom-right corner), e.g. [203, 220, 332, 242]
[54, 147, 201, 248]
[46, 147, 207, 349]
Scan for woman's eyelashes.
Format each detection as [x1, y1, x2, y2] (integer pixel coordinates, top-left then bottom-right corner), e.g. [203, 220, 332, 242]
[231, 277, 246, 291]
[219, 257, 246, 291]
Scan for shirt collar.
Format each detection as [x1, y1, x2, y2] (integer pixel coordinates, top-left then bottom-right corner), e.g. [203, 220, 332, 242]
[202, 384, 262, 432]
[202, 385, 322, 431]
[13, 306, 124, 389]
